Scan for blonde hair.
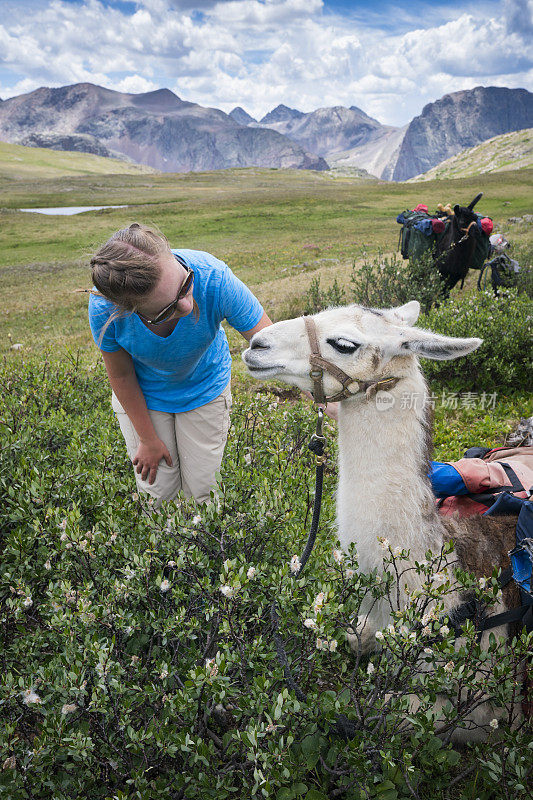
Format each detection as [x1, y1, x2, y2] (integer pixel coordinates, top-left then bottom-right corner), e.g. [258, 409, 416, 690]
[83, 223, 197, 347]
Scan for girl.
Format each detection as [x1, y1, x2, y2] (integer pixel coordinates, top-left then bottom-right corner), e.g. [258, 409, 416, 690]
[87, 223, 272, 507]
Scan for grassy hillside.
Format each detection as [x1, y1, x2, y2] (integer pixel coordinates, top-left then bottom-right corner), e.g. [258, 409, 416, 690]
[0, 140, 158, 180]
[410, 128, 533, 182]
[0, 163, 531, 359]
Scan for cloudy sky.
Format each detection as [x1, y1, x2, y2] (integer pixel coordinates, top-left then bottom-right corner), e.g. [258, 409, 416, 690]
[0, 0, 531, 125]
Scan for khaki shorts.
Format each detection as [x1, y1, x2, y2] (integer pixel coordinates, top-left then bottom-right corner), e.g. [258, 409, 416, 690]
[112, 382, 232, 506]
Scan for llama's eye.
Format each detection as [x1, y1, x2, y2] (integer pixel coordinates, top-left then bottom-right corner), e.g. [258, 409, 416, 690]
[326, 337, 361, 354]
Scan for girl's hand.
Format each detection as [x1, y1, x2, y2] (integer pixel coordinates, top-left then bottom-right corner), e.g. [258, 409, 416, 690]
[302, 390, 339, 422]
[322, 401, 339, 422]
[132, 437, 173, 485]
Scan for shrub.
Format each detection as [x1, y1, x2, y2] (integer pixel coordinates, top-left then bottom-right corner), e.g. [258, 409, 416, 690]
[420, 288, 532, 391]
[348, 250, 447, 315]
[302, 251, 447, 317]
[303, 276, 346, 315]
[0, 355, 531, 799]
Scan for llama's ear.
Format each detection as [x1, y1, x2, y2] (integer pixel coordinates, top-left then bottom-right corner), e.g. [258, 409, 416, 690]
[381, 300, 420, 327]
[399, 329, 483, 361]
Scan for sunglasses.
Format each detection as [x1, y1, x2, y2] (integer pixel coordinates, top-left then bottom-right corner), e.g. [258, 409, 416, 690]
[137, 261, 195, 325]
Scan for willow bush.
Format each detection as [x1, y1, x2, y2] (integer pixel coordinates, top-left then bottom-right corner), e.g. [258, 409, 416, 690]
[0, 355, 531, 799]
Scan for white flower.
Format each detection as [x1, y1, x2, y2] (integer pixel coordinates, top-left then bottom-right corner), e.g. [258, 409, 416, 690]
[167, 560, 176, 568]
[367, 662, 375, 675]
[329, 639, 338, 652]
[434, 572, 447, 584]
[59, 519, 67, 531]
[23, 596, 33, 609]
[387, 624, 395, 635]
[22, 689, 41, 705]
[345, 569, 355, 579]
[61, 703, 77, 715]
[246, 566, 256, 579]
[303, 618, 317, 630]
[375, 630, 384, 641]
[220, 585, 235, 598]
[316, 638, 325, 650]
[489, 718, 499, 729]
[160, 670, 169, 679]
[159, 579, 171, 593]
[290, 555, 301, 574]
[60, 532, 68, 542]
[421, 611, 433, 626]
[44, 560, 52, 571]
[399, 625, 409, 637]
[313, 592, 325, 613]
[392, 546, 402, 557]
[332, 549, 344, 563]
[440, 625, 450, 636]
[205, 658, 218, 677]
[422, 626, 431, 637]
[444, 661, 454, 673]
[478, 577, 487, 589]
[379, 538, 390, 551]
[423, 648, 433, 655]
[132, 492, 139, 501]
[192, 515, 202, 525]
[244, 453, 252, 465]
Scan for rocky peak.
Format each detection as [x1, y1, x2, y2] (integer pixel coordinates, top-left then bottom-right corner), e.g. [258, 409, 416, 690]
[229, 106, 256, 125]
[393, 85, 533, 181]
[131, 88, 183, 112]
[260, 104, 305, 124]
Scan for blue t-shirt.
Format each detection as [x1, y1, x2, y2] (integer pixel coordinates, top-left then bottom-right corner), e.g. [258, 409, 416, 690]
[88, 249, 263, 412]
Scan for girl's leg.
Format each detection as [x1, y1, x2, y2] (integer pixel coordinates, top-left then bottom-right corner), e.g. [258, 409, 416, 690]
[111, 391, 182, 507]
[173, 383, 232, 503]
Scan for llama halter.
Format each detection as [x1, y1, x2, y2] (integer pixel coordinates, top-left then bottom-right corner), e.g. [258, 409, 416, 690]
[303, 316, 400, 405]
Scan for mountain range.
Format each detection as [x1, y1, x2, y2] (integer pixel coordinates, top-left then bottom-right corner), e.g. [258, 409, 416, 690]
[0, 83, 531, 180]
[0, 84, 326, 173]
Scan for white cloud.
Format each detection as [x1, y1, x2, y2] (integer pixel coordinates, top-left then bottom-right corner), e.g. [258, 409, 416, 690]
[113, 74, 160, 93]
[0, 0, 531, 125]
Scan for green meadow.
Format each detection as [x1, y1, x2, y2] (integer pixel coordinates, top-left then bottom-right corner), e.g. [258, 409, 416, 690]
[1, 155, 532, 365]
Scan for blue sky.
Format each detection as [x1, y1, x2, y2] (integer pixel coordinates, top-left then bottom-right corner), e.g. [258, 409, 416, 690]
[0, 0, 531, 125]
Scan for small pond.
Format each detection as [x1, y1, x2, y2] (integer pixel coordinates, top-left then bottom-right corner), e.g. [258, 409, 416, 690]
[18, 205, 128, 215]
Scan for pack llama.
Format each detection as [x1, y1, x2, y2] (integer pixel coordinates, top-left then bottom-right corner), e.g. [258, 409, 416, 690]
[242, 300, 525, 735]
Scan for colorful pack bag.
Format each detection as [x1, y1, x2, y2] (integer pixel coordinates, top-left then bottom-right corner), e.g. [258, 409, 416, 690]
[432, 446, 533, 518]
[396, 207, 492, 269]
[431, 447, 533, 638]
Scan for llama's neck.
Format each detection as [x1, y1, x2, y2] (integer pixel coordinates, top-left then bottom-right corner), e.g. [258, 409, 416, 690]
[336, 367, 443, 572]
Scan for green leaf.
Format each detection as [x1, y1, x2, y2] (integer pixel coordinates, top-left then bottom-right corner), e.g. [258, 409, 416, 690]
[276, 790, 294, 800]
[292, 785, 308, 797]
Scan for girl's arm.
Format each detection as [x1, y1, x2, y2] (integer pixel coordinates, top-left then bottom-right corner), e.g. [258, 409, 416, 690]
[239, 311, 273, 341]
[102, 349, 172, 483]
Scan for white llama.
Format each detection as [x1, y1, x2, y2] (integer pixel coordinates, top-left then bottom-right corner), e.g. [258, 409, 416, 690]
[242, 301, 521, 734]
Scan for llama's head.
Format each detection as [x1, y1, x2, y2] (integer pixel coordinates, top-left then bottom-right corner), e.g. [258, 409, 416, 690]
[242, 301, 482, 399]
[453, 204, 479, 232]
